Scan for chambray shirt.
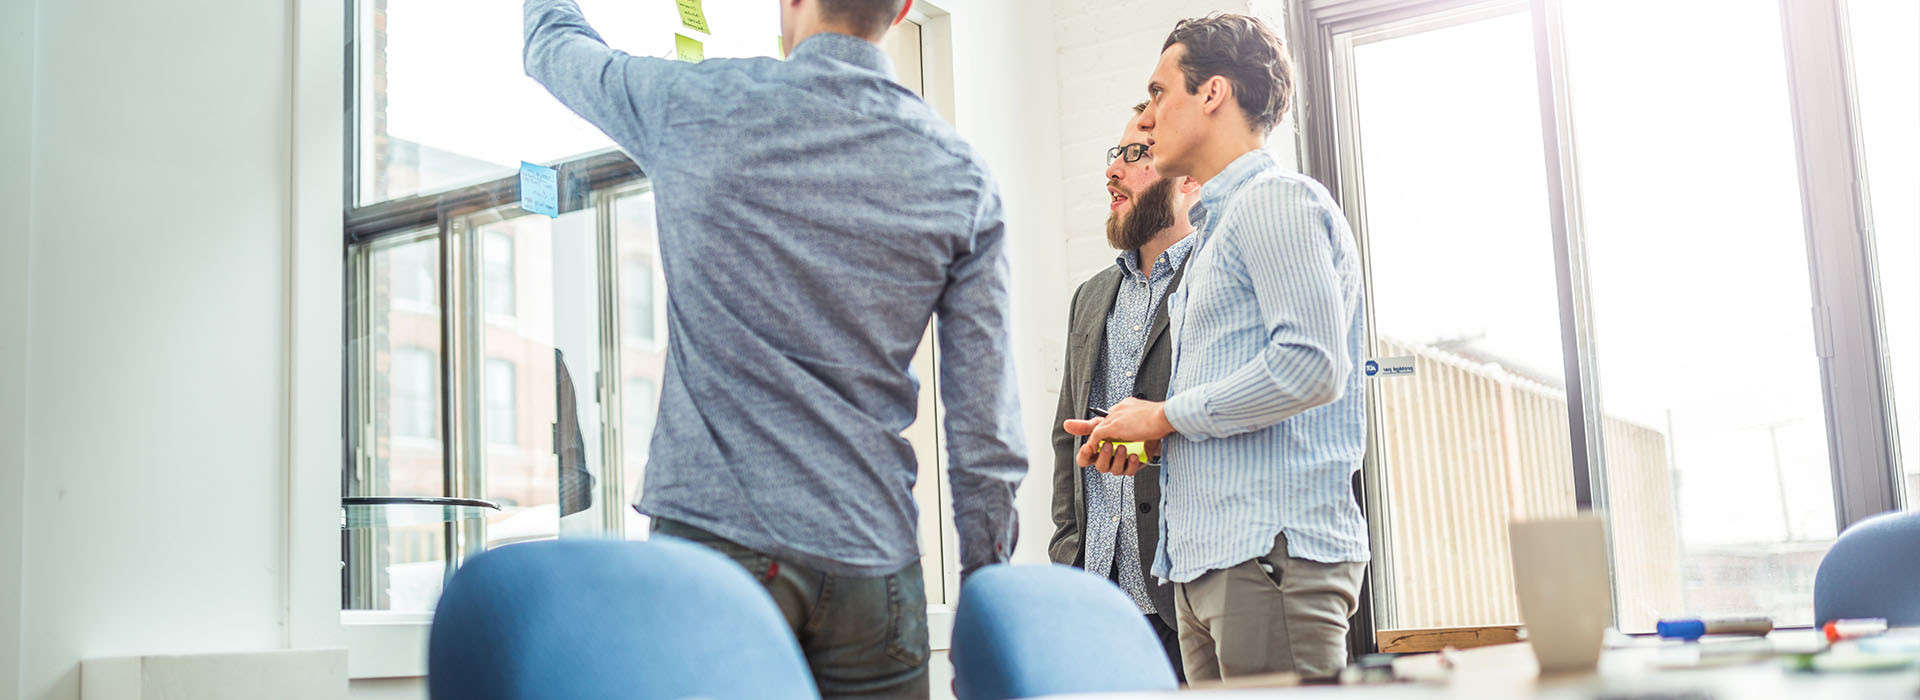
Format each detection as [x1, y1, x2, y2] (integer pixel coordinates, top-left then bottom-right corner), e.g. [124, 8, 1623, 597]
[1156, 149, 1370, 584]
[525, 0, 1026, 577]
[1084, 235, 1196, 614]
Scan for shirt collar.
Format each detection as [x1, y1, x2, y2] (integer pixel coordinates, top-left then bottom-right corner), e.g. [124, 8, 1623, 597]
[1116, 232, 1199, 284]
[1186, 148, 1279, 236]
[790, 33, 896, 80]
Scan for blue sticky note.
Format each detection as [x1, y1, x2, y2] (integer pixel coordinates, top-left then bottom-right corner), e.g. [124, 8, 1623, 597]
[519, 162, 558, 217]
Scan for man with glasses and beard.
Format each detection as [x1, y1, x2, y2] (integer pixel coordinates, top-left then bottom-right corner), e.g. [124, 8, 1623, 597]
[1067, 14, 1369, 682]
[1048, 102, 1201, 679]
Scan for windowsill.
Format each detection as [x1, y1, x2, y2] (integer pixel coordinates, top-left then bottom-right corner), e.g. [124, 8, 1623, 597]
[342, 610, 434, 679]
[343, 603, 959, 680]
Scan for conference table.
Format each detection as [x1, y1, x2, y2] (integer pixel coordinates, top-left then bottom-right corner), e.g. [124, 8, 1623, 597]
[1051, 628, 1920, 699]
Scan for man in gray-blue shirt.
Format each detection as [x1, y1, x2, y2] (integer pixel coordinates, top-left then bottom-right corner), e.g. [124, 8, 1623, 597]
[525, 1, 1027, 695]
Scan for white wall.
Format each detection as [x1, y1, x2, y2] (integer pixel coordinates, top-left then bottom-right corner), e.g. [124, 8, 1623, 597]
[937, 0, 1070, 570]
[16, 0, 295, 697]
[1, 0, 37, 696]
[1051, 0, 1299, 284]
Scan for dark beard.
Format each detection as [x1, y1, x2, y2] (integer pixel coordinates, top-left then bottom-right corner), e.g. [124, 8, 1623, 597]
[1105, 177, 1177, 252]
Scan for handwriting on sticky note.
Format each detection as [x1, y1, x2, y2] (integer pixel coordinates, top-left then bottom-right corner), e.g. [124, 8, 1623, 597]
[519, 162, 559, 217]
[675, 34, 704, 63]
[676, 0, 709, 34]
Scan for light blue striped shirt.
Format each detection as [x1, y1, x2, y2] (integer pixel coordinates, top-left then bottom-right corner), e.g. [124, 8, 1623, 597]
[1154, 149, 1369, 583]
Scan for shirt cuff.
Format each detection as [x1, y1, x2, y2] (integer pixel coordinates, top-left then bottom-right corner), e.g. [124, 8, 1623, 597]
[1164, 387, 1219, 442]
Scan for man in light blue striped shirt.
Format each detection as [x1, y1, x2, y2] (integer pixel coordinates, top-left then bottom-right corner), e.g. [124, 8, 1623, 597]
[1065, 14, 1369, 682]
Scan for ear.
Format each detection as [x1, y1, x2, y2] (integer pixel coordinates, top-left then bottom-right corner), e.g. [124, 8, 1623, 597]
[892, 0, 914, 26]
[1200, 75, 1231, 117]
[1178, 176, 1201, 196]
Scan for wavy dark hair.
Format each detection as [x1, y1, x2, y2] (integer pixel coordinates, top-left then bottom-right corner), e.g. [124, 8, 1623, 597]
[821, 0, 907, 38]
[1162, 13, 1292, 134]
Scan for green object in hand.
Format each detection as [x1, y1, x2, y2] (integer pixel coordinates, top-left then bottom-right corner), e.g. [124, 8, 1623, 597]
[1106, 440, 1147, 461]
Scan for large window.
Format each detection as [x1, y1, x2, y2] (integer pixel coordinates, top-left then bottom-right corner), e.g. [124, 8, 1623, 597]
[344, 0, 947, 612]
[355, 0, 782, 205]
[1342, 11, 1580, 631]
[1564, 0, 1830, 627]
[1298, 0, 1909, 640]
[1847, 0, 1918, 507]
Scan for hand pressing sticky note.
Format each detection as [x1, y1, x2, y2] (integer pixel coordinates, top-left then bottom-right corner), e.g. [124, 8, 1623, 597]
[675, 34, 704, 63]
[676, 0, 709, 34]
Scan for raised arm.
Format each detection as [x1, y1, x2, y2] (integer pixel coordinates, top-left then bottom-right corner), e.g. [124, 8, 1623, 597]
[523, 0, 672, 160]
[936, 187, 1028, 578]
[1162, 180, 1353, 441]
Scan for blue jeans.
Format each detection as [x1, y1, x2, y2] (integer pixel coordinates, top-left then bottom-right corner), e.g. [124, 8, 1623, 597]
[653, 518, 931, 699]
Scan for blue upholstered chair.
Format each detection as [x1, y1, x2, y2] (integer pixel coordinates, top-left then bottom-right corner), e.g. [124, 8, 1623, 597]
[1813, 510, 1920, 627]
[428, 537, 818, 700]
[950, 564, 1178, 700]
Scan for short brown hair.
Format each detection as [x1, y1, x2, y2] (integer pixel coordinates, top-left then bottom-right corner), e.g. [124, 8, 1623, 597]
[820, 0, 907, 38]
[1131, 101, 1149, 115]
[1162, 13, 1292, 133]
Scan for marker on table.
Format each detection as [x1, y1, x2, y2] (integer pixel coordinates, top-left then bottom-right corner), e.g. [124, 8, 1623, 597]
[1824, 618, 1888, 642]
[1655, 616, 1774, 640]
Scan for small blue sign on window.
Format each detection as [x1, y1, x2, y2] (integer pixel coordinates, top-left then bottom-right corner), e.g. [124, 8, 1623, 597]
[519, 162, 559, 217]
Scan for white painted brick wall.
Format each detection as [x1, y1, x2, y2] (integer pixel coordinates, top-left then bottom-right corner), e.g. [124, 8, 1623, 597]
[1050, 0, 1302, 285]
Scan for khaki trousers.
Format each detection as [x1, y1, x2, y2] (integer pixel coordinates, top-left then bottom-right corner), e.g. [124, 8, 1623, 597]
[1173, 531, 1367, 681]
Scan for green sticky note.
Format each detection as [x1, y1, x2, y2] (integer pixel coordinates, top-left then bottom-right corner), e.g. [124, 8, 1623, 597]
[676, 0, 709, 33]
[1106, 440, 1148, 462]
[777, 36, 786, 59]
[675, 34, 704, 63]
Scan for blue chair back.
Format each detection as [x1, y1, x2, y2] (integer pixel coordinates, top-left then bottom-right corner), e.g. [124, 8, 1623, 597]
[1814, 510, 1920, 627]
[950, 564, 1178, 700]
[428, 537, 819, 700]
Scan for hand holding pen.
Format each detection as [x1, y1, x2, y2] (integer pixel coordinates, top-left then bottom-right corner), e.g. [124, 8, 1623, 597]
[1061, 404, 1166, 476]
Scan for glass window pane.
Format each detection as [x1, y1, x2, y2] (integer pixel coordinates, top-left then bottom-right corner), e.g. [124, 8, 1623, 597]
[1849, 0, 1919, 506]
[623, 258, 655, 344]
[357, 0, 782, 204]
[348, 232, 446, 611]
[1566, 0, 1832, 629]
[1346, 12, 1581, 630]
[473, 205, 607, 547]
[615, 191, 668, 538]
[485, 231, 516, 319]
[486, 358, 517, 446]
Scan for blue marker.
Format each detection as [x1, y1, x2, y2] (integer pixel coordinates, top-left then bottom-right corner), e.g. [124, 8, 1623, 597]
[1656, 616, 1773, 640]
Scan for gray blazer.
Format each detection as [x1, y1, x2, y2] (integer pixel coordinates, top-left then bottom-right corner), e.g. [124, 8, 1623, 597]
[1047, 262, 1185, 627]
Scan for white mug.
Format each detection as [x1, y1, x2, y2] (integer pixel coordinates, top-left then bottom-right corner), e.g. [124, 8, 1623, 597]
[1509, 515, 1613, 673]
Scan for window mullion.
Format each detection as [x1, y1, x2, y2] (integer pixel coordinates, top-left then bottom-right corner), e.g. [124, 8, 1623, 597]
[1776, 0, 1903, 527]
[445, 215, 488, 566]
[595, 188, 628, 537]
[1528, 0, 1621, 623]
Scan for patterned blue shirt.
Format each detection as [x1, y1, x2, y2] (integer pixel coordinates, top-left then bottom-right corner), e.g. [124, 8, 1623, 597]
[1084, 235, 1196, 614]
[526, 1, 1026, 577]
[1156, 149, 1370, 583]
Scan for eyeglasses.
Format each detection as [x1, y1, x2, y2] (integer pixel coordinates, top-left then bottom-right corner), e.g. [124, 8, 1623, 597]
[1106, 143, 1150, 166]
